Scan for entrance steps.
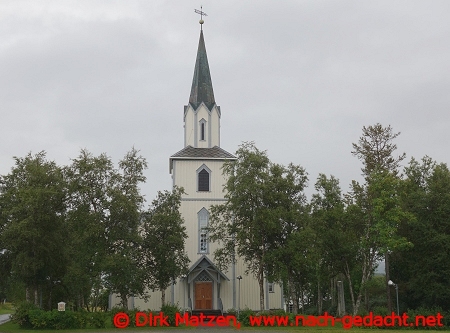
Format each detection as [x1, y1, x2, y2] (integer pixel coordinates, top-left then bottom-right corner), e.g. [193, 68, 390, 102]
[191, 309, 230, 320]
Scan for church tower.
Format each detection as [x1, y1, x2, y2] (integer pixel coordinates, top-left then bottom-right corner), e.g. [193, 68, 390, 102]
[124, 17, 284, 313]
[168, 20, 237, 311]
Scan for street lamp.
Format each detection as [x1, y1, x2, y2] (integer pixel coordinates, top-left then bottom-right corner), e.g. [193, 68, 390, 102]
[388, 280, 399, 316]
[237, 276, 242, 318]
[181, 275, 187, 311]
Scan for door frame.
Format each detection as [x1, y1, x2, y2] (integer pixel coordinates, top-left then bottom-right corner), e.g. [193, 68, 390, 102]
[194, 281, 213, 310]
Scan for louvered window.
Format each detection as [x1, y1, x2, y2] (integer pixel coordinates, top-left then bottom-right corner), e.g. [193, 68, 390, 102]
[198, 208, 209, 253]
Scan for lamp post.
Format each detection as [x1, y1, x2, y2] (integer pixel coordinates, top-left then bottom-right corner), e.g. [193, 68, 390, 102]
[181, 274, 187, 311]
[388, 280, 399, 316]
[237, 276, 242, 318]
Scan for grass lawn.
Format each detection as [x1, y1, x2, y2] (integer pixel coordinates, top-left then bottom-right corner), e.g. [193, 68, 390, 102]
[0, 320, 194, 332]
[0, 309, 446, 332]
[0, 320, 445, 333]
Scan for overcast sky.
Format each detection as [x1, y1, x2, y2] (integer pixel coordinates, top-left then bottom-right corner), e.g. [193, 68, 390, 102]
[1, 0, 450, 203]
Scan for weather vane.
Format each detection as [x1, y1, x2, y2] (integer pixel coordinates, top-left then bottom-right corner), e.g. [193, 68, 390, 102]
[194, 6, 207, 30]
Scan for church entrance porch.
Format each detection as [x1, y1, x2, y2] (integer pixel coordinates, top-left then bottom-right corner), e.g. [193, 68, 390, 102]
[186, 255, 229, 311]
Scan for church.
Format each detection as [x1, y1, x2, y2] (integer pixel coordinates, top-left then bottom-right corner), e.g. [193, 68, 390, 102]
[113, 20, 284, 312]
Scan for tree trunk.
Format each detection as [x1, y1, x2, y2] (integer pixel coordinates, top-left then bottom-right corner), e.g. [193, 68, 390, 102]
[288, 276, 298, 314]
[161, 289, 166, 307]
[365, 288, 369, 312]
[258, 268, 265, 311]
[344, 262, 356, 315]
[300, 288, 305, 312]
[49, 288, 52, 310]
[317, 282, 322, 314]
[121, 294, 128, 310]
[331, 278, 336, 307]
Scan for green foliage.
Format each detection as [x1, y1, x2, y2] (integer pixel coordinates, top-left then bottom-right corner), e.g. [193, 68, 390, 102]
[28, 310, 85, 330]
[237, 307, 256, 326]
[0, 152, 67, 304]
[11, 301, 109, 329]
[11, 301, 39, 328]
[0, 302, 14, 315]
[1, 149, 148, 309]
[393, 157, 450, 311]
[2, 128, 450, 316]
[352, 123, 406, 178]
[347, 124, 411, 315]
[407, 307, 449, 329]
[368, 171, 414, 254]
[362, 275, 388, 311]
[65, 148, 148, 309]
[110, 307, 140, 328]
[160, 303, 181, 326]
[310, 174, 347, 315]
[271, 308, 288, 316]
[372, 306, 389, 316]
[87, 311, 108, 328]
[209, 142, 308, 311]
[141, 186, 189, 305]
[226, 308, 237, 316]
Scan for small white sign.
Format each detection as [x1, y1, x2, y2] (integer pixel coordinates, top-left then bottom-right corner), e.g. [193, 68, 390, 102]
[58, 302, 66, 311]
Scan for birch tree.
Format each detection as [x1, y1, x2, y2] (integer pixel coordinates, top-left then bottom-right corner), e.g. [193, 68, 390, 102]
[350, 124, 411, 313]
[208, 142, 308, 311]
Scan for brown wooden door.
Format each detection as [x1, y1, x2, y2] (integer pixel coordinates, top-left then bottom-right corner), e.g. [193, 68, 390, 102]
[195, 282, 213, 309]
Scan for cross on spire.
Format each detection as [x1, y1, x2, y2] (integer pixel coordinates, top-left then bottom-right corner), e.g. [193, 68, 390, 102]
[194, 6, 207, 30]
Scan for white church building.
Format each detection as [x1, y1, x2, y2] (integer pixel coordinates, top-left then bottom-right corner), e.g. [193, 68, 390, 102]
[113, 22, 284, 312]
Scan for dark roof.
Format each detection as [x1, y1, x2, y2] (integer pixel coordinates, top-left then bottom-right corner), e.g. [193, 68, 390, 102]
[171, 145, 235, 159]
[169, 146, 235, 172]
[189, 30, 215, 111]
[186, 255, 229, 282]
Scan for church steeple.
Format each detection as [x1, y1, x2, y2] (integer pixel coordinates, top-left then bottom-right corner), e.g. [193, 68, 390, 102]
[183, 23, 221, 149]
[189, 30, 215, 111]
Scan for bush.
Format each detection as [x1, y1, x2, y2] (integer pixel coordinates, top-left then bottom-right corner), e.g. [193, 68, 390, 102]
[10, 301, 39, 328]
[238, 307, 255, 326]
[327, 304, 338, 317]
[161, 303, 180, 326]
[12, 302, 108, 330]
[272, 309, 287, 317]
[110, 306, 134, 327]
[372, 306, 389, 316]
[30, 309, 85, 329]
[407, 307, 447, 329]
[87, 311, 107, 328]
[226, 308, 237, 316]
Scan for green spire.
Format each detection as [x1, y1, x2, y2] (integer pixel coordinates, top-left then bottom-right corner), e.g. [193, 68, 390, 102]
[189, 30, 215, 110]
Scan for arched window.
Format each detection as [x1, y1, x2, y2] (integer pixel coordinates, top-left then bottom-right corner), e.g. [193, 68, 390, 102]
[199, 119, 206, 141]
[197, 164, 211, 192]
[198, 208, 209, 253]
[201, 122, 205, 141]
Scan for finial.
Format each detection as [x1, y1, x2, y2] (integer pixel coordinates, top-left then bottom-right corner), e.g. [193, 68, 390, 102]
[194, 6, 208, 30]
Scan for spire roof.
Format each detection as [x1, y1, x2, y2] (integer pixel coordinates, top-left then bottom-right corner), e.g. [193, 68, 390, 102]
[189, 30, 215, 110]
